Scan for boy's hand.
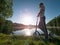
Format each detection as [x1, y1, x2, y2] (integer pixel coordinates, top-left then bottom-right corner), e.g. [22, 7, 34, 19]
[37, 15, 39, 17]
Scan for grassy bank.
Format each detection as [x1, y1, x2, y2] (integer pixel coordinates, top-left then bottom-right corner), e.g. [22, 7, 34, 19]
[0, 33, 12, 45]
[0, 33, 60, 45]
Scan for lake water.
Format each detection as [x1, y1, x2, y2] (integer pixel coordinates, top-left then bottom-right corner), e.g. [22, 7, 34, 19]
[13, 28, 50, 36]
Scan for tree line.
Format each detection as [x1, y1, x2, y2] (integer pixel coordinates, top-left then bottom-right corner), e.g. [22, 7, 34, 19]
[47, 15, 60, 27]
[0, 0, 13, 34]
[47, 15, 60, 35]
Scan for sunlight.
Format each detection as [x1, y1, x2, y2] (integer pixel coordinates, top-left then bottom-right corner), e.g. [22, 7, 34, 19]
[20, 9, 34, 25]
[22, 15, 33, 25]
[24, 29, 32, 36]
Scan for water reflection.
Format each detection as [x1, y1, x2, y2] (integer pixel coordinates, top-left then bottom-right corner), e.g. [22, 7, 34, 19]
[13, 28, 44, 36]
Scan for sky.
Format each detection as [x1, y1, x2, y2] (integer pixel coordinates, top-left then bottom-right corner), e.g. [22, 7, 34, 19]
[9, 0, 60, 25]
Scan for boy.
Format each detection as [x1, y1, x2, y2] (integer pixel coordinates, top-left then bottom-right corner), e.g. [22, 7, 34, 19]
[37, 3, 48, 40]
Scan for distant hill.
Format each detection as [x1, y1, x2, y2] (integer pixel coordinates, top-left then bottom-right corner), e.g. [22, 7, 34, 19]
[13, 23, 36, 31]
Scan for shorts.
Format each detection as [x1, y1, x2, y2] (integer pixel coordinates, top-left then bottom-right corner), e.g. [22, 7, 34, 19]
[38, 16, 46, 31]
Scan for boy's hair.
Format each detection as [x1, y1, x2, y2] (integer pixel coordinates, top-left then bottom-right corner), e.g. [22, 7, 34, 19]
[39, 2, 44, 6]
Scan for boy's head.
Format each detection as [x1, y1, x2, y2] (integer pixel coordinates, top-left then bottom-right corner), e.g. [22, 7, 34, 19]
[39, 2, 44, 7]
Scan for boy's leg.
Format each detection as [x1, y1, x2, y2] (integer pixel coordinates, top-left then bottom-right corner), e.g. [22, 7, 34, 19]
[38, 16, 48, 40]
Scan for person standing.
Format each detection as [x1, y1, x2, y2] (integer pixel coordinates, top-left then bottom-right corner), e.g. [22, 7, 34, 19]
[37, 2, 48, 40]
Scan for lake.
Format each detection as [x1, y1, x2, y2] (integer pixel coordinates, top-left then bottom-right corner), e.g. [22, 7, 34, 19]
[13, 28, 50, 36]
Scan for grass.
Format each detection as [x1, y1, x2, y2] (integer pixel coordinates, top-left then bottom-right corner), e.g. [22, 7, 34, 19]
[0, 33, 60, 45]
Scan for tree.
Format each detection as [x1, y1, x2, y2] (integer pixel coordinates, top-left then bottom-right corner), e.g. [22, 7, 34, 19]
[3, 20, 13, 34]
[0, 0, 13, 34]
[0, 0, 13, 18]
[0, 17, 5, 33]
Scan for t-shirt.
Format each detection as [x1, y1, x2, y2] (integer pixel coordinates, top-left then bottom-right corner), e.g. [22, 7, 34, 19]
[38, 5, 45, 17]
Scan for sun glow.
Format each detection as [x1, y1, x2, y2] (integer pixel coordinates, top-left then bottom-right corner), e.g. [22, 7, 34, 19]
[24, 29, 32, 36]
[20, 10, 34, 25]
[22, 15, 33, 25]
